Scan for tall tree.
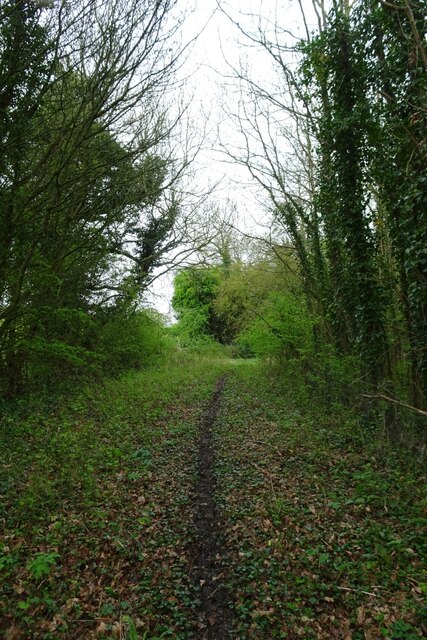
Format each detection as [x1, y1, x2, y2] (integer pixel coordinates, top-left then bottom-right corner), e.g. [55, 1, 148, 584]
[0, 0, 193, 393]
[303, 7, 389, 382]
[221, 0, 426, 408]
[358, 0, 427, 403]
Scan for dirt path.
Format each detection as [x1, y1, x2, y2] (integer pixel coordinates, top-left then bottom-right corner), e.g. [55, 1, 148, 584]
[190, 375, 233, 639]
[2, 359, 424, 639]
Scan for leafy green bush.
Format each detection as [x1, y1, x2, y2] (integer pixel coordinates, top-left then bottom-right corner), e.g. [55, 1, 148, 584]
[13, 307, 170, 394]
[27, 553, 59, 580]
[237, 292, 314, 362]
[307, 347, 362, 406]
[171, 266, 231, 345]
[96, 309, 168, 374]
[169, 307, 214, 348]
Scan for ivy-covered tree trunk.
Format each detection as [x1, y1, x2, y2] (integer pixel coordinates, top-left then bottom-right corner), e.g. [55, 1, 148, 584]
[304, 9, 389, 383]
[330, 13, 388, 383]
[360, 0, 427, 404]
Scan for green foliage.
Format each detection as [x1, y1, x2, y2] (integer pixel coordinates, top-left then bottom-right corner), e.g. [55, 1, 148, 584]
[0, 352, 236, 637]
[172, 266, 226, 344]
[0, 0, 185, 395]
[26, 553, 59, 580]
[172, 249, 304, 353]
[213, 254, 300, 344]
[296, 0, 427, 405]
[170, 307, 215, 348]
[356, 0, 427, 403]
[96, 309, 168, 375]
[4, 307, 169, 389]
[238, 291, 314, 362]
[301, 7, 389, 382]
[306, 348, 362, 407]
[172, 266, 220, 312]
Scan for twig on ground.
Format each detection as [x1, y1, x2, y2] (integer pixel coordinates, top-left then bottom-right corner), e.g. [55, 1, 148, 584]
[337, 586, 378, 597]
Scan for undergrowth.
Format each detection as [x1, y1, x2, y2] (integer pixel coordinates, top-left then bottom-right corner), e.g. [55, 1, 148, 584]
[1, 352, 425, 639]
[0, 351, 231, 639]
[215, 363, 426, 639]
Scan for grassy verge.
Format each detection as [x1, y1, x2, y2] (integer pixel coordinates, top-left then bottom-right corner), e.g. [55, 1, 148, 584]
[215, 363, 426, 639]
[0, 353, 230, 639]
[1, 354, 425, 639]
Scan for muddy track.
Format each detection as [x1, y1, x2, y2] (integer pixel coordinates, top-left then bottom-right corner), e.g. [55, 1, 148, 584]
[190, 375, 233, 639]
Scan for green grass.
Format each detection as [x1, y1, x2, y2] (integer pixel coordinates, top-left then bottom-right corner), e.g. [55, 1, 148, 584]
[0, 353, 425, 639]
[0, 352, 232, 639]
[214, 363, 426, 639]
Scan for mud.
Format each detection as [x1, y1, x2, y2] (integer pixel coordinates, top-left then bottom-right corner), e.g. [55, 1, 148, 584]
[190, 375, 233, 639]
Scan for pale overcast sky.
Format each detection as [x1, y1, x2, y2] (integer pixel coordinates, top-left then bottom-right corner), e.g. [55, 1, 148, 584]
[146, 0, 322, 316]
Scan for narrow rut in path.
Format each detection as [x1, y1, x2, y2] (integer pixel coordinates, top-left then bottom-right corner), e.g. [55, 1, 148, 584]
[190, 375, 233, 639]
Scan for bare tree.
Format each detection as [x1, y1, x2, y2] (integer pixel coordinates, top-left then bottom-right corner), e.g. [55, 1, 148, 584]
[216, 1, 329, 306]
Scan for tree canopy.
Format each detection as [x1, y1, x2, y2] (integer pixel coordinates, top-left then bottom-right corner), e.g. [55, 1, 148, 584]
[218, 0, 426, 413]
[0, 0, 192, 393]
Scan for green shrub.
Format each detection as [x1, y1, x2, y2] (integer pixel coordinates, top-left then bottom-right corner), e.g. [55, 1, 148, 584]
[96, 310, 168, 374]
[237, 292, 314, 362]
